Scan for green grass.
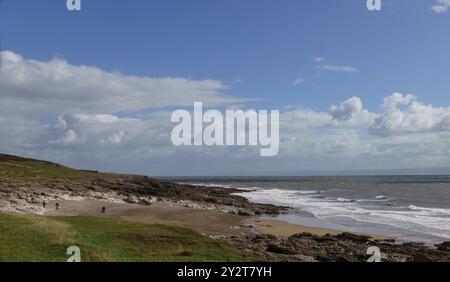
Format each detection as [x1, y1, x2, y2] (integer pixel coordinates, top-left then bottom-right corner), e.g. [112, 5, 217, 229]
[0, 213, 247, 262]
[0, 154, 247, 262]
[0, 154, 113, 179]
[0, 160, 94, 178]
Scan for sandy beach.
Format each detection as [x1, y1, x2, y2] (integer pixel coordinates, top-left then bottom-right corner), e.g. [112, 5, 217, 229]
[14, 198, 450, 262]
[245, 218, 343, 237]
[42, 199, 348, 238]
[43, 200, 244, 236]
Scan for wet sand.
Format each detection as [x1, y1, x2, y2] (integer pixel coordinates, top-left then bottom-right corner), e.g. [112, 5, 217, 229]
[43, 200, 244, 236]
[119, 206, 243, 236]
[42, 200, 364, 238]
[244, 218, 386, 240]
[245, 218, 344, 237]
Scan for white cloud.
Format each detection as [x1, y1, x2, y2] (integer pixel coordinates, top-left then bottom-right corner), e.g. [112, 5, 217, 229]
[0, 50, 248, 116]
[50, 129, 78, 146]
[35, 93, 448, 170]
[292, 77, 304, 85]
[314, 57, 325, 63]
[330, 97, 377, 126]
[382, 92, 417, 110]
[273, 93, 450, 171]
[50, 114, 164, 148]
[281, 107, 332, 130]
[2, 50, 450, 174]
[282, 97, 376, 130]
[331, 97, 362, 121]
[370, 93, 450, 136]
[314, 57, 359, 73]
[8, 91, 450, 174]
[319, 64, 359, 73]
[431, 0, 450, 13]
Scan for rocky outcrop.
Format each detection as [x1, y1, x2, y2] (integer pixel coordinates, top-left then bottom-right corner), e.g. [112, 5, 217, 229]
[123, 194, 155, 206]
[227, 232, 450, 262]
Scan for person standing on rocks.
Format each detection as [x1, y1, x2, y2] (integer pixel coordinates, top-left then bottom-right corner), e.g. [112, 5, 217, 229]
[56, 203, 59, 210]
[42, 201, 46, 209]
[101, 206, 106, 214]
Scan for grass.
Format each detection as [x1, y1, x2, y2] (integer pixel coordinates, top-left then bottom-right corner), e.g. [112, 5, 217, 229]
[0, 154, 247, 262]
[0, 160, 94, 178]
[0, 213, 247, 262]
[0, 154, 112, 179]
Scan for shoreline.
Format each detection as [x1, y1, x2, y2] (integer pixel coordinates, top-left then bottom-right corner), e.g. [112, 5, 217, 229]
[1, 173, 445, 245]
[41, 199, 361, 239]
[1, 169, 449, 261]
[245, 218, 360, 237]
[3, 193, 450, 262]
[43, 199, 245, 237]
[0, 174, 287, 216]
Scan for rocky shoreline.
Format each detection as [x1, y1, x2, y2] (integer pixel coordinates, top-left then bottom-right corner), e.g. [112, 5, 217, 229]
[1, 154, 449, 262]
[227, 232, 450, 262]
[0, 174, 287, 216]
[2, 175, 450, 262]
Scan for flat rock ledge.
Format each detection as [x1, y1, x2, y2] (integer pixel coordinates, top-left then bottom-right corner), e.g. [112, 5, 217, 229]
[227, 232, 450, 262]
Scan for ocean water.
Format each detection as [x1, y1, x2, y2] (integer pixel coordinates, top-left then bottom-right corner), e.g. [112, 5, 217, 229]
[166, 176, 450, 244]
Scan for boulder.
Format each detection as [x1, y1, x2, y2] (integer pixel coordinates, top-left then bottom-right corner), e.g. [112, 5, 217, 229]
[437, 242, 450, 252]
[266, 243, 298, 255]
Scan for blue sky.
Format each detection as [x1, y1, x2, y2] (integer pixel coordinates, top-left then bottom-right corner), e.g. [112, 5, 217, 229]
[2, 0, 449, 111]
[1, 0, 450, 175]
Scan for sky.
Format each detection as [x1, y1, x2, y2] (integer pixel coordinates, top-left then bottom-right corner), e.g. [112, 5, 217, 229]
[1, 0, 450, 176]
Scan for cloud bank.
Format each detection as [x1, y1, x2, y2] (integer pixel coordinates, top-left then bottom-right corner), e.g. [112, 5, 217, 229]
[1, 51, 450, 175]
[0, 51, 247, 116]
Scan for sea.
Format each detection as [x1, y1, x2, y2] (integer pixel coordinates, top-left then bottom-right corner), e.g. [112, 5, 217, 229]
[165, 176, 450, 245]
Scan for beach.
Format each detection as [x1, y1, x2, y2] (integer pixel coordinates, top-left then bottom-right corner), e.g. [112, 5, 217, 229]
[1, 154, 450, 262]
[12, 197, 450, 262]
[44, 200, 244, 237]
[6, 187, 450, 262]
[245, 219, 343, 237]
[174, 176, 450, 244]
[43, 199, 349, 238]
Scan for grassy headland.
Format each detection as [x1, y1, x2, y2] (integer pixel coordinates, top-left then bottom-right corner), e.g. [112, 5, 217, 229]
[0, 153, 110, 179]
